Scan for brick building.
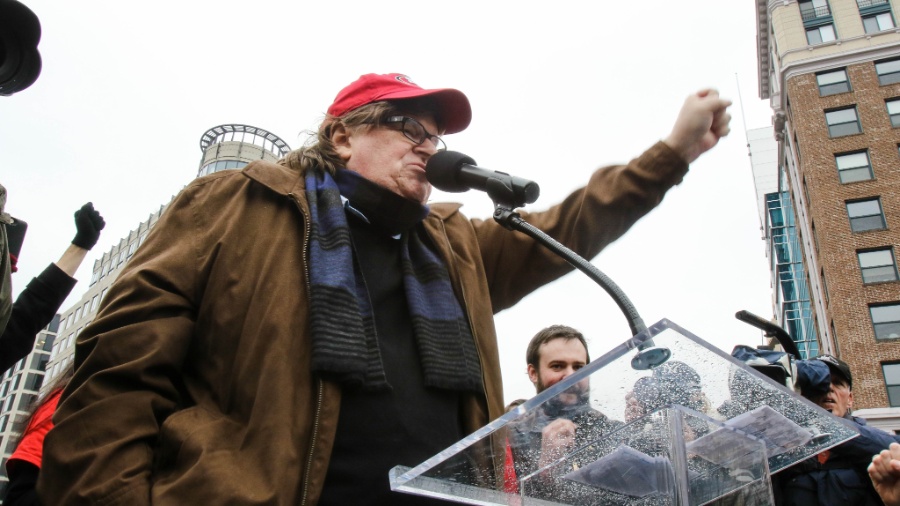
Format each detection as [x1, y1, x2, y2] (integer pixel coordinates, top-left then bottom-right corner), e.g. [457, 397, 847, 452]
[756, 0, 900, 430]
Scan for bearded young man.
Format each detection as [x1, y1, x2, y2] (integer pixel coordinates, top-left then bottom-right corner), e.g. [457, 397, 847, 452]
[507, 325, 622, 483]
[39, 73, 731, 505]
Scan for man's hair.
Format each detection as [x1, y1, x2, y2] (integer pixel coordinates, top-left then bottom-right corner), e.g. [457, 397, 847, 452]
[279, 98, 443, 177]
[525, 324, 590, 368]
[505, 398, 527, 412]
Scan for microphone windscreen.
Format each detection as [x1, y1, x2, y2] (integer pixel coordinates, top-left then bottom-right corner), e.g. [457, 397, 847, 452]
[425, 151, 477, 193]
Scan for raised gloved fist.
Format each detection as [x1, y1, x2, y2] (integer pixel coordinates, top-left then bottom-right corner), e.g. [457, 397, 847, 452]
[72, 202, 106, 250]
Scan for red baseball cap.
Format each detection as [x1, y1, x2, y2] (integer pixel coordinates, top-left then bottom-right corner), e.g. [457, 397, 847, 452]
[326, 73, 472, 134]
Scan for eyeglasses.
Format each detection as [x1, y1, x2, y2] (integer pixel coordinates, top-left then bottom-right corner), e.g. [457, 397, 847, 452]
[383, 116, 447, 151]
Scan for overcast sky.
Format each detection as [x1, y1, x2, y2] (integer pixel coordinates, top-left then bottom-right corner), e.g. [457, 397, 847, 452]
[2, 0, 777, 403]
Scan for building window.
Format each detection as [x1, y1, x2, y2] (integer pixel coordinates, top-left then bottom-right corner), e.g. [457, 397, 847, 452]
[873, 303, 900, 339]
[200, 159, 249, 177]
[826, 107, 862, 137]
[876, 58, 900, 85]
[835, 151, 873, 183]
[24, 373, 42, 392]
[847, 198, 886, 232]
[885, 363, 900, 406]
[801, 0, 832, 20]
[807, 24, 837, 44]
[817, 69, 851, 96]
[863, 12, 895, 33]
[811, 221, 820, 253]
[887, 99, 900, 127]
[821, 269, 830, 303]
[858, 248, 899, 283]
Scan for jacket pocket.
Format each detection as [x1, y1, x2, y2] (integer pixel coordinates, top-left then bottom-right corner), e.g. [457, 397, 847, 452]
[151, 406, 277, 505]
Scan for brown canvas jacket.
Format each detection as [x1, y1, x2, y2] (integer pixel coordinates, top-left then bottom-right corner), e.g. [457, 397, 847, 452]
[38, 141, 687, 505]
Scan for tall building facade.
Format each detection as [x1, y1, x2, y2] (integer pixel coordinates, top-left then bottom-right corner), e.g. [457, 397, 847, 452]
[748, 127, 821, 359]
[0, 319, 57, 474]
[0, 124, 290, 493]
[756, 0, 900, 429]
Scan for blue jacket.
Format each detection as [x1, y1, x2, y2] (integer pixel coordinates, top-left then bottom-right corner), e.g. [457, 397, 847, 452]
[775, 414, 900, 506]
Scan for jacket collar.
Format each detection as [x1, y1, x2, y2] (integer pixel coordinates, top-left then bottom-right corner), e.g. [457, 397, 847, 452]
[243, 160, 306, 199]
[241, 159, 467, 223]
[424, 201, 463, 221]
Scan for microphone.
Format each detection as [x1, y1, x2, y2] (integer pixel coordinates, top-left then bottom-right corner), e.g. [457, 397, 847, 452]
[425, 151, 540, 206]
[735, 310, 802, 359]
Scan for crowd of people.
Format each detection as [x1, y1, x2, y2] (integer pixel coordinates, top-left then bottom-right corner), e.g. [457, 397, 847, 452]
[0, 72, 897, 505]
[503, 323, 900, 505]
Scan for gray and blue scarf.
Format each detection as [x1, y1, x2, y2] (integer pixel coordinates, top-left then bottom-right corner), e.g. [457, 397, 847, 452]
[305, 168, 483, 393]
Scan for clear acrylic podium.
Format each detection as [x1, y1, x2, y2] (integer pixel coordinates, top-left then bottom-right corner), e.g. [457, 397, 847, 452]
[390, 319, 861, 505]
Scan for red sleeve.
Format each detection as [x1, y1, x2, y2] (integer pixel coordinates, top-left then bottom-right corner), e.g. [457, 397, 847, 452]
[504, 438, 518, 494]
[8, 390, 62, 469]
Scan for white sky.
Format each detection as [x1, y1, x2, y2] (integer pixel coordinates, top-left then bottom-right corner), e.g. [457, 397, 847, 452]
[2, 0, 778, 404]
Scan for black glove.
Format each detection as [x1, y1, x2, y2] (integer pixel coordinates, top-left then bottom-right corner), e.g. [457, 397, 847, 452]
[72, 202, 105, 250]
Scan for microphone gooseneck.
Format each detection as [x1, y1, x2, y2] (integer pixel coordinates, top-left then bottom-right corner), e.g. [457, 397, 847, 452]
[427, 151, 667, 367]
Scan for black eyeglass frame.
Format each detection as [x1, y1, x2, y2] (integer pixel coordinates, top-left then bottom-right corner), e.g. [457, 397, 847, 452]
[383, 116, 447, 151]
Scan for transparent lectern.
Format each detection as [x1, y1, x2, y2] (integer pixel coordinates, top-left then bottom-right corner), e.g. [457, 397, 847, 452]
[390, 319, 860, 505]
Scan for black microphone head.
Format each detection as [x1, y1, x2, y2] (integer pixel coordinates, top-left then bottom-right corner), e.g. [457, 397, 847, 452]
[425, 150, 477, 193]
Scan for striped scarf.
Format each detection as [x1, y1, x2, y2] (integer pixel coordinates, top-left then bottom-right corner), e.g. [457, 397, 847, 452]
[305, 168, 483, 393]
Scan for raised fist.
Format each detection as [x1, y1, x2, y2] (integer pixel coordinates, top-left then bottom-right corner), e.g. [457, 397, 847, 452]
[72, 202, 106, 250]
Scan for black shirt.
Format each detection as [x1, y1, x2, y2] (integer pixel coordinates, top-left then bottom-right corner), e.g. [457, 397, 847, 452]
[318, 210, 463, 506]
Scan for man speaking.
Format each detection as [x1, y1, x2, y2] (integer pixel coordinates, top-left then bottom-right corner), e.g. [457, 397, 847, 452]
[40, 73, 730, 505]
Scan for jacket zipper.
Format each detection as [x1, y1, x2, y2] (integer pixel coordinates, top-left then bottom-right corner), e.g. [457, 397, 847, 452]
[290, 192, 324, 506]
[301, 380, 324, 506]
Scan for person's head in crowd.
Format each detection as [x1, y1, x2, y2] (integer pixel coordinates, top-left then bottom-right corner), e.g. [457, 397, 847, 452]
[651, 360, 706, 412]
[625, 376, 661, 422]
[811, 354, 854, 417]
[280, 73, 471, 204]
[506, 398, 527, 413]
[526, 325, 590, 404]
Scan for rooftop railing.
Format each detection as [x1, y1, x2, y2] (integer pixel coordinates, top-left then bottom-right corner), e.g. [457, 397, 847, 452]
[800, 3, 832, 21]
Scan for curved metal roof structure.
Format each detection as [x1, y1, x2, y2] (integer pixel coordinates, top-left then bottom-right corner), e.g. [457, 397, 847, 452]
[199, 124, 291, 158]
